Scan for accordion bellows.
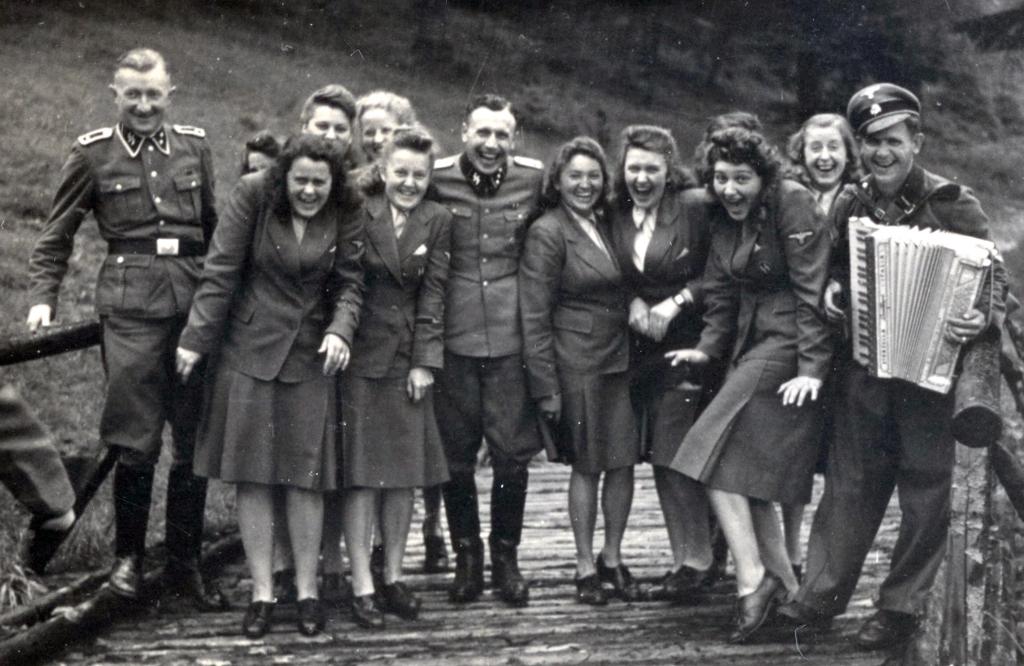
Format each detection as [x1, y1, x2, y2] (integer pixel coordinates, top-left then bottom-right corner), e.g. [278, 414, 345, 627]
[848, 217, 994, 393]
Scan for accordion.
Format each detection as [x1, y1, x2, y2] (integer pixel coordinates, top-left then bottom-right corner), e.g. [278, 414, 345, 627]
[848, 217, 994, 394]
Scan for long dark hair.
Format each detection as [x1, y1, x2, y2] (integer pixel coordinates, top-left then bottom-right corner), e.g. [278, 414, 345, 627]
[537, 136, 610, 216]
[267, 134, 360, 221]
[610, 125, 696, 212]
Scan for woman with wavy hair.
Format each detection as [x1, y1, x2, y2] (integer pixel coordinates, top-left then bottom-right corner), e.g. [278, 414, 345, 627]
[520, 136, 640, 606]
[606, 125, 716, 605]
[177, 134, 364, 638]
[666, 127, 832, 643]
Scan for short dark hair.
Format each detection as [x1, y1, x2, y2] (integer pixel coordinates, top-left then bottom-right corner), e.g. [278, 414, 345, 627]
[240, 130, 281, 176]
[267, 134, 359, 221]
[538, 136, 610, 213]
[464, 93, 514, 122]
[785, 113, 861, 189]
[361, 126, 437, 196]
[702, 127, 782, 188]
[300, 84, 358, 126]
[611, 125, 696, 210]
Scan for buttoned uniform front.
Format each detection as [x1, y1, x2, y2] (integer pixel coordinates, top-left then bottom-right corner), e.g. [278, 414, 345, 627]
[520, 206, 639, 473]
[608, 189, 712, 465]
[427, 152, 543, 581]
[341, 195, 452, 489]
[178, 172, 364, 490]
[796, 164, 1007, 618]
[669, 180, 833, 506]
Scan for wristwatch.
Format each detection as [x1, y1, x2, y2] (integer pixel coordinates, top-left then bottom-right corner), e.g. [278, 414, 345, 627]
[672, 292, 687, 307]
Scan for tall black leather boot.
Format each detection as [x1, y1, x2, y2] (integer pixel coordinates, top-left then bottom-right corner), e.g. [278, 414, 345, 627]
[110, 461, 154, 598]
[443, 472, 483, 602]
[164, 465, 228, 611]
[489, 467, 529, 606]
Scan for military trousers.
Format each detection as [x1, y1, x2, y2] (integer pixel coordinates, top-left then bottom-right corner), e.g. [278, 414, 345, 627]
[797, 360, 955, 616]
[100, 314, 203, 468]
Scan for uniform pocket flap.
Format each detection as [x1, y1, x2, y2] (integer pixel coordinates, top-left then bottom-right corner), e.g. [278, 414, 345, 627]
[173, 173, 202, 191]
[99, 176, 142, 193]
[553, 309, 593, 333]
[231, 297, 256, 323]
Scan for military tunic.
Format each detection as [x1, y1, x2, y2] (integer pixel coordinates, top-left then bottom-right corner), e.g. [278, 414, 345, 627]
[797, 165, 1007, 617]
[28, 123, 216, 461]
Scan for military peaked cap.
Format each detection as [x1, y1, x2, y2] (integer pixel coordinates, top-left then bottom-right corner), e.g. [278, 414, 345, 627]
[847, 83, 921, 136]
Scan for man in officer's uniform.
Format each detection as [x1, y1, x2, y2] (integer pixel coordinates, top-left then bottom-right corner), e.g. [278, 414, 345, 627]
[430, 94, 543, 607]
[778, 84, 1006, 649]
[26, 48, 225, 608]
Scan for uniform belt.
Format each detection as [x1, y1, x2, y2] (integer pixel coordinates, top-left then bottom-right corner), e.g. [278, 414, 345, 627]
[107, 238, 206, 257]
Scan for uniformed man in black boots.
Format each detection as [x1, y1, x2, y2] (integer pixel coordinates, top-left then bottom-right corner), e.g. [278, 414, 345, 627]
[27, 48, 226, 610]
[430, 94, 544, 607]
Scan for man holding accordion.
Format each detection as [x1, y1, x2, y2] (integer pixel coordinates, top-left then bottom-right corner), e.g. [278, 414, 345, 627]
[778, 83, 1007, 650]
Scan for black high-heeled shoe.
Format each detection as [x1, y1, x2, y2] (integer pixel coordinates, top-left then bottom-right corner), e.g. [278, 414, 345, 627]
[595, 554, 642, 601]
[242, 600, 275, 639]
[351, 593, 385, 629]
[728, 573, 782, 644]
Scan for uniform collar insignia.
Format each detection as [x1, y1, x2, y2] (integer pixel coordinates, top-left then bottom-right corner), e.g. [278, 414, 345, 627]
[117, 124, 170, 158]
[459, 153, 506, 197]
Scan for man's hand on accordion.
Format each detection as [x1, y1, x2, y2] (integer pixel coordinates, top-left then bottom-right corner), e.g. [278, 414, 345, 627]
[823, 279, 846, 324]
[777, 376, 823, 407]
[946, 308, 986, 345]
[665, 349, 710, 367]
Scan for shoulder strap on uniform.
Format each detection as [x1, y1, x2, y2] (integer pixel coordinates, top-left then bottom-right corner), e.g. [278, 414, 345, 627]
[512, 155, 544, 170]
[434, 155, 457, 170]
[172, 124, 207, 139]
[77, 127, 113, 146]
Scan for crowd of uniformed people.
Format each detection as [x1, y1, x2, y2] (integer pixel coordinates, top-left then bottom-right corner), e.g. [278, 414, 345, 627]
[9, 46, 1006, 651]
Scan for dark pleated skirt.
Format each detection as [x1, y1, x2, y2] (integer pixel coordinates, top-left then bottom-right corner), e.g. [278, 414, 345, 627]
[340, 374, 449, 489]
[194, 364, 338, 491]
[561, 368, 641, 475]
[669, 356, 823, 505]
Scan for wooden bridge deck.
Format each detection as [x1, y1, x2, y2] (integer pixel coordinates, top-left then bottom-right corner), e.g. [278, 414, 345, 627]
[62, 463, 896, 665]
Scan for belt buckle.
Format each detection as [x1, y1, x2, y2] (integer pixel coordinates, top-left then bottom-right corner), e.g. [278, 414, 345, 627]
[156, 238, 180, 256]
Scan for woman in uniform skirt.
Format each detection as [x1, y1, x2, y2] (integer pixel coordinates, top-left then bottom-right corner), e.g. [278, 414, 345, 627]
[520, 136, 640, 605]
[666, 127, 832, 643]
[606, 125, 716, 604]
[780, 113, 861, 580]
[340, 128, 451, 628]
[176, 135, 364, 638]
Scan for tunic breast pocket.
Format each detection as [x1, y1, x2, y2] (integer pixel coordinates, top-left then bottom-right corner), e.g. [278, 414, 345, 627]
[98, 176, 145, 230]
[173, 172, 202, 221]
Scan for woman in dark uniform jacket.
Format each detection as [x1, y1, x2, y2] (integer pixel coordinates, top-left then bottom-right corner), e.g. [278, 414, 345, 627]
[666, 127, 832, 643]
[606, 125, 716, 603]
[340, 128, 451, 628]
[520, 136, 640, 606]
[176, 135, 364, 638]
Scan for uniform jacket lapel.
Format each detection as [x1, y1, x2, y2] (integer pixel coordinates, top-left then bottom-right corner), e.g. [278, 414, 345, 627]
[365, 195, 403, 284]
[560, 207, 620, 283]
[297, 207, 335, 276]
[397, 203, 432, 264]
[644, 194, 683, 272]
[267, 210, 302, 276]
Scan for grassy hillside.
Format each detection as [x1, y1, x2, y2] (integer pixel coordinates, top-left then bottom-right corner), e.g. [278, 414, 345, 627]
[1, 0, 1022, 587]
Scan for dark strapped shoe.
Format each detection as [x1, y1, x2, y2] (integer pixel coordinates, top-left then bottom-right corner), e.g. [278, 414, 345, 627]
[242, 600, 275, 639]
[490, 539, 530, 607]
[350, 593, 385, 629]
[164, 563, 230, 611]
[423, 534, 450, 573]
[595, 554, 642, 602]
[381, 581, 421, 620]
[647, 565, 714, 604]
[273, 568, 298, 605]
[449, 537, 484, 603]
[296, 598, 325, 636]
[855, 610, 918, 650]
[728, 572, 783, 644]
[108, 555, 143, 599]
[575, 573, 608, 606]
